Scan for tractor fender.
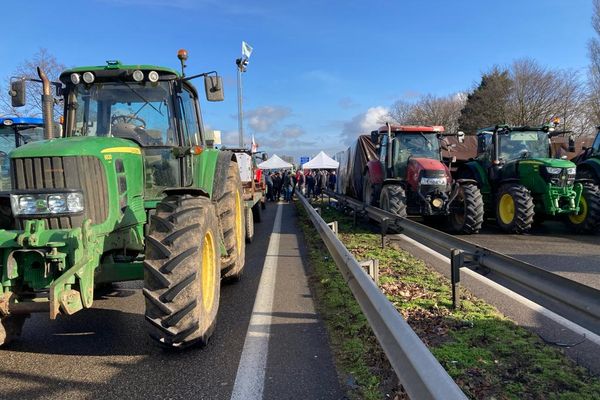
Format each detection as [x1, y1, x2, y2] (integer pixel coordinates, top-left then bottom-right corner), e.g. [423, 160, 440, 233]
[164, 187, 210, 198]
[577, 159, 600, 183]
[498, 178, 521, 185]
[365, 160, 384, 185]
[455, 178, 478, 186]
[212, 150, 236, 200]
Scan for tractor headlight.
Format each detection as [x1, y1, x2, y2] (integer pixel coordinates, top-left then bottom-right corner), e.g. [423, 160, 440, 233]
[545, 167, 562, 175]
[10, 192, 84, 216]
[420, 177, 447, 186]
[566, 167, 576, 176]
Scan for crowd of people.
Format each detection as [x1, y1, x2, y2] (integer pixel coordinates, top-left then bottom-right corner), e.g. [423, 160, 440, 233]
[264, 169, 337, 202]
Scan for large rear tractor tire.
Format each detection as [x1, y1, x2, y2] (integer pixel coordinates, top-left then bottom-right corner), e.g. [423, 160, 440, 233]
[217, 162, 246, 281]
[495, 184, 534, 233]
[144, 195, 221, 348]
[449, 184, 484, 234]
[245, 207, 254, 243]
[0, 315, 27, 346]
[565, 182, 600, 234]
[379, 184, 407, 218]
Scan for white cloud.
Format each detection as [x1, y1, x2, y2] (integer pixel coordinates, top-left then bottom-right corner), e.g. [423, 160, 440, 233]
[341, 106, 389, 145]
[281, 124, 305, 138]
[245, 106, 292, 132]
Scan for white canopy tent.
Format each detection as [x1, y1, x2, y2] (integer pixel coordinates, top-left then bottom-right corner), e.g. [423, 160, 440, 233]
[301, 151, 339, 169]
[257, 154, 293, 170]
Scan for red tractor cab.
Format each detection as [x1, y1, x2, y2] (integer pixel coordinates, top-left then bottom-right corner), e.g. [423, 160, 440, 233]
[364, 124, 484, 234]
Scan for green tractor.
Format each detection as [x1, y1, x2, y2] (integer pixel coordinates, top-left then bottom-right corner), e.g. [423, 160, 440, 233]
[0, 52, 247, 348]
[457, 124, 600, 233]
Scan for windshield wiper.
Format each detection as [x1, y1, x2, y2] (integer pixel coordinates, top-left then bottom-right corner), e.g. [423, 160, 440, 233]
[418, 132, 434, 147]
[122, 82, 163, 116]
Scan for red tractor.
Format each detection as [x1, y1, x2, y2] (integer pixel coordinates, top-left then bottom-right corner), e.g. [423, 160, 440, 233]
[364, 124, 484, 233]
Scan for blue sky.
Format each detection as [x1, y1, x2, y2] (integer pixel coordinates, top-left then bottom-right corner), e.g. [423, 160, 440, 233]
[0, 0, 595, 161]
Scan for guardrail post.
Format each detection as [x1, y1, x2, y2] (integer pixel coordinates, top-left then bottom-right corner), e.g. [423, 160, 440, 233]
[326, 221, 338, 236]
[314, 207, 321, 215]
[450, 249, 464, 310]
[381, 218, 389, 249]
[359, 259, 379, 284]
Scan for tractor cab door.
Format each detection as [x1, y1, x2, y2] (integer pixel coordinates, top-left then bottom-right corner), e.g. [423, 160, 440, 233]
[175, 84, 201, 187]
[391, 136, 409, 179]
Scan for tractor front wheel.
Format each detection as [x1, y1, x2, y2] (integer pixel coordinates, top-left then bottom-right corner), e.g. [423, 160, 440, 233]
[379, 184, 407, 218]
[495, 184, 534, 233]
[565, 182, 600, 233]
[144, 195, 221, 348]
[0, 315, 27, 346]
[449, 184, 484, 234]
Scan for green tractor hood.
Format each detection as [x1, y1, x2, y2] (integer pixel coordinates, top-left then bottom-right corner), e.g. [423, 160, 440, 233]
[10, 136, 141, 158]
[516, 157, 576, 168]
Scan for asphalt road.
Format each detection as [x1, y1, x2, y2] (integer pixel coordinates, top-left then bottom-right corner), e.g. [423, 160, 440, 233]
[0, 202, 343, 400]
[421, 217, 600, 290]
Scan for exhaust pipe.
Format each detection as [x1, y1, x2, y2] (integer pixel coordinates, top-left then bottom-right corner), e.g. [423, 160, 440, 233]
[37, 67, 54, 140]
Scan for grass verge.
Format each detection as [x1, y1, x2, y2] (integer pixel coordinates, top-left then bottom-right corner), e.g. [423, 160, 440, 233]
[295, 198, 600, 400]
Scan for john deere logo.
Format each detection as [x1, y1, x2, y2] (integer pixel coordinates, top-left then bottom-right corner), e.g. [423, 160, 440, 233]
[36, 199, 45, 209]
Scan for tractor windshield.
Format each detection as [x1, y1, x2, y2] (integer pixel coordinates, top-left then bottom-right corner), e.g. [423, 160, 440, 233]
[394, 133, 440, 159]
[498, 130, 549, 161]
[67, 81, 176, 147]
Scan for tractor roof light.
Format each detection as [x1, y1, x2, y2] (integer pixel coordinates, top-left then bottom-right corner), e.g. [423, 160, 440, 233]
[82, 72, 95, 84]
[132, 70, 144, 82]
[70, 73, 81, 85]
[148, 70, 159, 83]
[177, 49, 188, 61]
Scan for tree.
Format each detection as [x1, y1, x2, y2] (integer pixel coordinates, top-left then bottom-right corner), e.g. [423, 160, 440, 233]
[0, 48, 65, 118]
[387, 94, 466, 134]
[587, 0, 600, 126]
[458, 67, 512, 134]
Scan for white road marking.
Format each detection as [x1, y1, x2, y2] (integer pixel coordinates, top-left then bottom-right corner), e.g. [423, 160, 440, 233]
[230, 203, 282, 400]
[397, 233, 600, 346]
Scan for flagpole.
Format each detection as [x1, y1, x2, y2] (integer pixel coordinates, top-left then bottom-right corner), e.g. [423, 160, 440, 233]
[236, 63, 244, 147]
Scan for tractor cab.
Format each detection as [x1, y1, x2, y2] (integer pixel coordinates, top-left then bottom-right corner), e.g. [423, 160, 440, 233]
[57, 59, 223, 200]
[0, 118, 45, 190]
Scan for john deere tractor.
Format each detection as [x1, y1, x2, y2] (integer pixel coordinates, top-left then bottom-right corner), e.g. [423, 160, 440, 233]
[457, 124, 600, 233]
[0, 51, 246, 348]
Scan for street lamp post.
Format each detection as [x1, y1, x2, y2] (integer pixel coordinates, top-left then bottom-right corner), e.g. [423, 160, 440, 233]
[236, 41, 253, 148]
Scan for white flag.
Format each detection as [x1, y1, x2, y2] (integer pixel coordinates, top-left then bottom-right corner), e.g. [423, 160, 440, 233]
[242, 41, 253, 59]
[251, 134, 258, 153]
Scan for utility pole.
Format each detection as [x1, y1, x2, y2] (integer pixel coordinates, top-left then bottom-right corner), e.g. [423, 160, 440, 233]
[236, 41, 253, 148]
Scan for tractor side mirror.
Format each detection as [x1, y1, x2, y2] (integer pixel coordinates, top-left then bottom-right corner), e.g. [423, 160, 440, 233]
[457, 131, 465, 144]
[9, 79, 26, 108]
[568, 136, 575, 153]
[204, 75, 224, 102]
[262, 153, 268, 161]
[370, 131, 379, 144]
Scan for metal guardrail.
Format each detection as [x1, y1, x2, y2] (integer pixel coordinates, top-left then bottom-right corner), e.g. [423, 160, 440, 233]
[325, 189, 600, 332]
[297, 193, 467, 400]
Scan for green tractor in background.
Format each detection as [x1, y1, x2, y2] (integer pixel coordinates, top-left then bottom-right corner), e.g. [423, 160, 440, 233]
[457, 124, 600, 233]
[0, 51, 246, 348]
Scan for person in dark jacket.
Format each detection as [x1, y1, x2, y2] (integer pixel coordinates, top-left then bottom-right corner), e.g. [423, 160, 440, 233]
[327, 171, 336, 191]
[306, 171, 315, 198]
[265, 172, 274, 201]
[282, 171, 293, 201]
[272, 172, 282, 201]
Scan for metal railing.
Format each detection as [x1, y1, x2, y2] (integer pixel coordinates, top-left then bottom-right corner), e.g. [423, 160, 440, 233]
[297, 193, 467, 400]
[325, 189, 600, 333]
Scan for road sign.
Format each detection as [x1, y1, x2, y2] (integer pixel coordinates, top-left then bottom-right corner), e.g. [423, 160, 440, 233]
[300, 156, 310, 165]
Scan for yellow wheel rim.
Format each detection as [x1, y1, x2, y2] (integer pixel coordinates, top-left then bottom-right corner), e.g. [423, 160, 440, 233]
[498, 193, 515, 225]
[234, 190, 243, 256]
[569, 196, 588, 225]
[202, 230, 216, 312]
